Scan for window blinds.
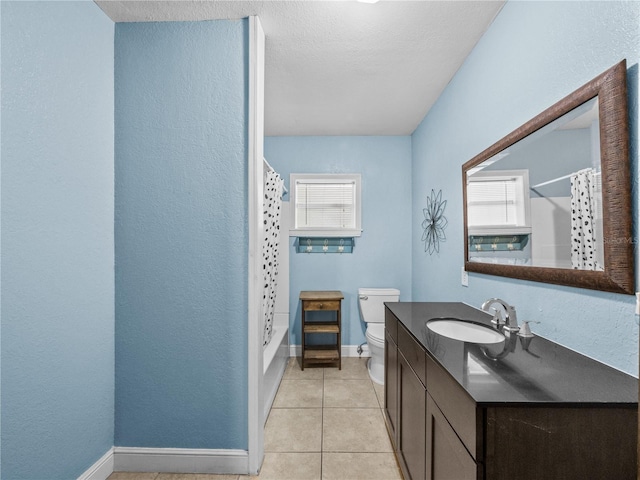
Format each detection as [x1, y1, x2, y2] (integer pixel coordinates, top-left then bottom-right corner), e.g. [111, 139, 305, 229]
[467, 177, 524, 227]
[294, 181, 356, 229]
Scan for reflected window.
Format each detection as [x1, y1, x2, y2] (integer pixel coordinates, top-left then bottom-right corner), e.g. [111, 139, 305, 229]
[467, 170, 531, 233]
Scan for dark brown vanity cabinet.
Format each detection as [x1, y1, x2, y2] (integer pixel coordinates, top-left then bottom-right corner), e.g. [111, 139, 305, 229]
[384, 325, 399, 445]
[425, 354, 481, 480]
[386, 309, 427, 480]
[398, 352, 426, 480]
[426, 393, 476, 480]
[384, 305, 637, 480]
[385, 314, 478, 480]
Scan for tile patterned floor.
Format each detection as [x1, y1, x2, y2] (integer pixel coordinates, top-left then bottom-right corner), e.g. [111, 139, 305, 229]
[108, 357, 403, 480]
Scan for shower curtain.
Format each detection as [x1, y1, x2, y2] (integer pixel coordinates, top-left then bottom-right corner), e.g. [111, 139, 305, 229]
[263, 169, 284, 347]
[570, 168, 599, 270]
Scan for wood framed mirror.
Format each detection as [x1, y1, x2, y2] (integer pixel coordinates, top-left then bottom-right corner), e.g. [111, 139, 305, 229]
[462, 60, 633, 294]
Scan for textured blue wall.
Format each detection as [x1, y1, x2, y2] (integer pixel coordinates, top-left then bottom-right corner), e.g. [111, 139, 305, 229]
[115, 20, 248, 449]
[265, 137, 412, 348]
[1, 2, 115, 478]
[412, 1, 639, 374]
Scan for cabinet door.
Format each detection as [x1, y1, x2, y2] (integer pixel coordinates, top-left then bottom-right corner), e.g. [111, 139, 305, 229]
[398, 353, 426, 480]
[426, 393, 477, 480]
[384, 332, 398, 447]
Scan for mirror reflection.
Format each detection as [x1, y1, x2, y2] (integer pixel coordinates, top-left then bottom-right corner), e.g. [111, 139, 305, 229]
[466, 98, 603, 271]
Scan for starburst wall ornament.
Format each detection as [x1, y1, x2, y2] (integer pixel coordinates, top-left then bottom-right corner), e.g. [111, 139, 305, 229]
[422, 189, 448, 254]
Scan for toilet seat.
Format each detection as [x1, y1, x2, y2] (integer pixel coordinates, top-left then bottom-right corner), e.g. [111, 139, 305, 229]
[366, 323, 385, 345]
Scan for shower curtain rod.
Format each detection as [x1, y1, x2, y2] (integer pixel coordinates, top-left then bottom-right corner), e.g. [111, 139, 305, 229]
[263, 157, 288, 194]
[531, 170, 600, 189]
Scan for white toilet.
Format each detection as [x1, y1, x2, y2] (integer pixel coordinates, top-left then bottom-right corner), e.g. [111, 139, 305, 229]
[358, 287, 401, 385]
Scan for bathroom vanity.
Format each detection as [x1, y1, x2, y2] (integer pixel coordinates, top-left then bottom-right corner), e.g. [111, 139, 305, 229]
[384, 302, 637, 480]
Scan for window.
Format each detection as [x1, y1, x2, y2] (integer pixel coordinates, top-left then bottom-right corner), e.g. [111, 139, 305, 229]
[290, 174, 362, 237]
[466, 170, 531, 234]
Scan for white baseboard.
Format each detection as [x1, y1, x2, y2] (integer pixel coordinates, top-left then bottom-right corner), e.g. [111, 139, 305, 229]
[113, 447, 249, 474]
[77, 446, 250, 477]
[289, 344, 370, 358]
[77, 448, 114, 480]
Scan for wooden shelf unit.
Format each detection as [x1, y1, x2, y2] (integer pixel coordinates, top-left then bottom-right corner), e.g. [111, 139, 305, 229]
[299, 290, 344, 370]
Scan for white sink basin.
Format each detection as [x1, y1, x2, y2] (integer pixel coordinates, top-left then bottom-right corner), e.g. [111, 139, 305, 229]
[426, 318, 505, 345]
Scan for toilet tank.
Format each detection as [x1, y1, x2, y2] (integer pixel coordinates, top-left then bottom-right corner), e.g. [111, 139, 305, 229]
[358, 288, 400, 324]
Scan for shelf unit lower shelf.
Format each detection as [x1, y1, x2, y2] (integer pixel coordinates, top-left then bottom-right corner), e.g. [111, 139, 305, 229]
[304, 323, 340, 334]
[303, 345, 341, 362]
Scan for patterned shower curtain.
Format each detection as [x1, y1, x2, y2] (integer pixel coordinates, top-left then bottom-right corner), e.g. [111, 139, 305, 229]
[263, 169, 284, 347]
[570, 168, 598, 270]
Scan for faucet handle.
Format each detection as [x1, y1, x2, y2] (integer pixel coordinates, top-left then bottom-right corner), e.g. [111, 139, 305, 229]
[518, 320, 540, 338]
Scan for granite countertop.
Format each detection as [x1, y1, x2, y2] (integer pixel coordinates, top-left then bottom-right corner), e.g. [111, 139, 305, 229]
[385, 302, 638, 406]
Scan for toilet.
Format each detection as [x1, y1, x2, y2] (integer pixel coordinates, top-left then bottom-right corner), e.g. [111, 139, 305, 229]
[358, 288, 401, 385]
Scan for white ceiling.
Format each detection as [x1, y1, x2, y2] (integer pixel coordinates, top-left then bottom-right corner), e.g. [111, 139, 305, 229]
[96, 0, 505, 136]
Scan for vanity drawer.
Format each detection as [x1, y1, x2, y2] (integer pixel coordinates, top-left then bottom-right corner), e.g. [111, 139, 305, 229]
[426, 354, 479, 460]
[398, 323, 426, 385]
[385, 308, 399, 343]
[304, 300, 340, 311]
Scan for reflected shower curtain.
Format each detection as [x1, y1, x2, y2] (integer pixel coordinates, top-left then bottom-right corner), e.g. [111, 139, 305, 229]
[570, 168, 598, 269]
[263, 170, 284, 347]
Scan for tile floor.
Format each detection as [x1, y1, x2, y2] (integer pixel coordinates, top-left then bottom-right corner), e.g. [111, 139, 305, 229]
[108, 357, 403, 480]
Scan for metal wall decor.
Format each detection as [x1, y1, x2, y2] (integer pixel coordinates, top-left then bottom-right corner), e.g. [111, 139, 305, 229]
[422, 189, 448, 254]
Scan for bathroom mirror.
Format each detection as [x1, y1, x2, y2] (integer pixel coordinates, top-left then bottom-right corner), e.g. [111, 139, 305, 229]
[462, 60, 634, 294]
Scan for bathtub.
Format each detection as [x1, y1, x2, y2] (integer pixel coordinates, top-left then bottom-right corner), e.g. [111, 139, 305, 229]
[263, 313, 289, 422]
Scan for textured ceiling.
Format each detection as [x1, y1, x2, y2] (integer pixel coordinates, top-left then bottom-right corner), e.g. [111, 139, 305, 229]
[96, 1, 505, 136]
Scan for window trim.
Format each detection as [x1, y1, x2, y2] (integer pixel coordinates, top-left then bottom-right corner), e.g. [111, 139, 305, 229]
[289, 173, 362, 237]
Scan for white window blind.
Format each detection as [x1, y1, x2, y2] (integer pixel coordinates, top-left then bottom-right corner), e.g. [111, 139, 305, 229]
[295, 182, 355, 229]
[467, 171, 530, 230]
[290, 174, 362, 237]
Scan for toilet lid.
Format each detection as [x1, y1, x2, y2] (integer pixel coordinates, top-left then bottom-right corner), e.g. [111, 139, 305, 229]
[367, 323, 385, 340]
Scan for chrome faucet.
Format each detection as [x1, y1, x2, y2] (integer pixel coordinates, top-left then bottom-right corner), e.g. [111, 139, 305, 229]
[481, 298, 520, 333]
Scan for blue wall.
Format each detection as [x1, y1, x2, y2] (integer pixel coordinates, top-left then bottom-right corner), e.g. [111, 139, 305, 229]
[1, 2, 115, 478]
[412, 1, 639, 375]
[265, 137, 412, 348]
[115, 20, 249, 449]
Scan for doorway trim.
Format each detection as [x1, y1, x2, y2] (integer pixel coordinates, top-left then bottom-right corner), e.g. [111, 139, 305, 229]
[247, 15, 266, 476]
